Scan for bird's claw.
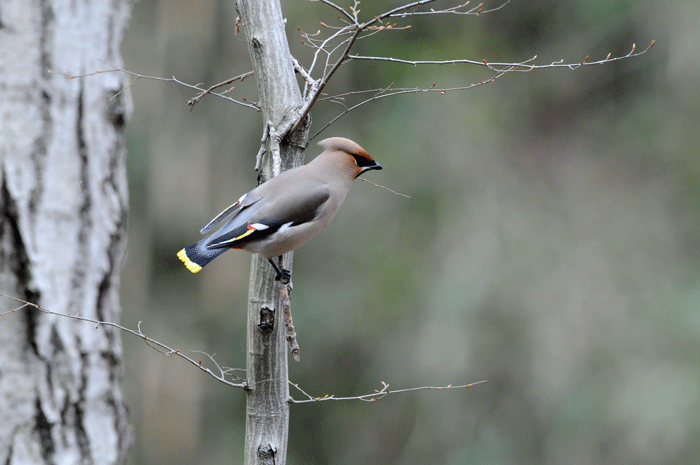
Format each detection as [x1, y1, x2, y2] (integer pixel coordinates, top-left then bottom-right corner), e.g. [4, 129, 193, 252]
[275, 268, 291, 284]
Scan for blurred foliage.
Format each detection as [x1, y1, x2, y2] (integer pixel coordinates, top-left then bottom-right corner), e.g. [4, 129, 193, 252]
[119, 0, 700, 464]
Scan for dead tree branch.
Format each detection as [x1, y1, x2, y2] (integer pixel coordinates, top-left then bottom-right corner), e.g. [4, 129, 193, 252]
[186, 70, 255, 110]
[0, 293, 247, 389]
[286, 1, 654, 139]
[54, 64, 260, 111]
[289, 379, 488, 403]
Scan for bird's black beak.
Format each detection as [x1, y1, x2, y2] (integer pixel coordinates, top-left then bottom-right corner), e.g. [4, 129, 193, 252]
[356, 163, 382, 178]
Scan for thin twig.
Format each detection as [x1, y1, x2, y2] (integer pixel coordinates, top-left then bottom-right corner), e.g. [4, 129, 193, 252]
[289, 26, 362, 135]
[360, 178, 411, 198]
[348, 40, 656, 70]
[187, 70, 254, 110]
[291, 0, 443, 136]
[0, 292, 247, 389]
[1, 293, 488, 403]
[291, 0, 654, 141]
[311, 69, 507, 139]
[390, 0, 511, 17]
[317, 0, 357, 24]
[307, 40, 655, 138]
[53, 63, 260, 111]
[289, 379, 487, 403]
[291, 0, 526, 137]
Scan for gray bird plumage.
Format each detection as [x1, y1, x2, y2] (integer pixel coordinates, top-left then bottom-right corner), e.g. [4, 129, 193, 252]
[177, 137, 382, 282]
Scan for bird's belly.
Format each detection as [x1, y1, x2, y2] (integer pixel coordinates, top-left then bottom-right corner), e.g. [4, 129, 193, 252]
[243, 221, 326, 258]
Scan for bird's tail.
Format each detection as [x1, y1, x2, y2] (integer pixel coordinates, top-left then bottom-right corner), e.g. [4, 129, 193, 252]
[177, 239, 227, 273]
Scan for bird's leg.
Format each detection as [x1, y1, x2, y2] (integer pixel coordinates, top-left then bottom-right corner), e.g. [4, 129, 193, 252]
[267, 257, 291, 284]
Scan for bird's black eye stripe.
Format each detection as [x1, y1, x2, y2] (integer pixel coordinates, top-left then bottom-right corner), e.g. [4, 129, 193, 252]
[351, 153, 377, 167]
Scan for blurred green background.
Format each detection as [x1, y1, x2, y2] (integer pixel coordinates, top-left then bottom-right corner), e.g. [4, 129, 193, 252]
[119, 0, 699, 464]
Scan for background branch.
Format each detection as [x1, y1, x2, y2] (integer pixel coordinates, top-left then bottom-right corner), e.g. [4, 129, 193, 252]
[55, 65, 261, 111]
[289, 380, 488, 403]
[0, 293, 247, 389]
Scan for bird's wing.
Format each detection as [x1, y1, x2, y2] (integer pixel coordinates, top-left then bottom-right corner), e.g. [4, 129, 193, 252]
[200, 191, 262, 234]
[206, 183, 330, 250]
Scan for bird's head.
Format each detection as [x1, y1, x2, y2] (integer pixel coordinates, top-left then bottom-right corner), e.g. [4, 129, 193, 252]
[316, 137, 383, 180]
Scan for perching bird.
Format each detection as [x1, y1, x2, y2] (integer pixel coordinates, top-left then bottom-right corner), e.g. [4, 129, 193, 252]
[177, 137, 382, 283]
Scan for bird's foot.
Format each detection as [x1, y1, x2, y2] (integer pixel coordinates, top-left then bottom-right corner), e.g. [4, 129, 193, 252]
[275, 268, 291, 284]
[268, 258, 291, 284]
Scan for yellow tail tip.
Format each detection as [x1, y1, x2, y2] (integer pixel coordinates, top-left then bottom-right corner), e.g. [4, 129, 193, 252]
[177, 248, 202, 273]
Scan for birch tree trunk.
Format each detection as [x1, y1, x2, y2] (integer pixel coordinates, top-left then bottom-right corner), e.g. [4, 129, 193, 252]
[236, 0, 309, 463]
[0, 1, 133, 464]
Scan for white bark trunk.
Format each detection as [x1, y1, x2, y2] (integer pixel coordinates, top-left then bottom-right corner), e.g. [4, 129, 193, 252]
[236, 0, 309, 463]
[0, 1, 133, 464]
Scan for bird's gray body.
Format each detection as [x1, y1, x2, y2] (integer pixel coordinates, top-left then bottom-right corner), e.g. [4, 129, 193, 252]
[177, 137, 381, 277]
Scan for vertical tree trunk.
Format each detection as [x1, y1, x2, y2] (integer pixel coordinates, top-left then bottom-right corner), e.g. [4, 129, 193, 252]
[0, 1, 133, 464]
[235, 0, 309, 464]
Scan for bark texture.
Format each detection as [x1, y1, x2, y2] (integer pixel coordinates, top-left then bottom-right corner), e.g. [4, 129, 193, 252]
[0, 1, 133, 464]
[236, 0, 309, 463]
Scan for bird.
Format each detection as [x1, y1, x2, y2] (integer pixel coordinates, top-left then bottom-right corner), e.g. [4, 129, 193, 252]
[177, 137, 382, 283]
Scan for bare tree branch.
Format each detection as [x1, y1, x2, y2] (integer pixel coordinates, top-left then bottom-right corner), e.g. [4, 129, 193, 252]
[288, 0, 655, 141]
[0, 293, 247, 389]
[65, 4, 654, 147]
[359, 178, 412, 198]
[290, 0, 459, 135]
[1, 292, 485, 409]
[289, 379, 488, 403]
[349, 40, 656, 71]
[186, 70, 255, 110]
[311, 69, 507, 139]
[54, 64, 261, 111]
[389, 0, 512, 17]
[305, 40, 655, 138]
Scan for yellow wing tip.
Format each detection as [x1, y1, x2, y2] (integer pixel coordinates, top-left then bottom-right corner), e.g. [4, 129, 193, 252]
[177, 248, 202, 273]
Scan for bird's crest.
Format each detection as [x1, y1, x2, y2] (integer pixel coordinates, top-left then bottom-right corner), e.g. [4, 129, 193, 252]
[317, 137, 376, 165]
